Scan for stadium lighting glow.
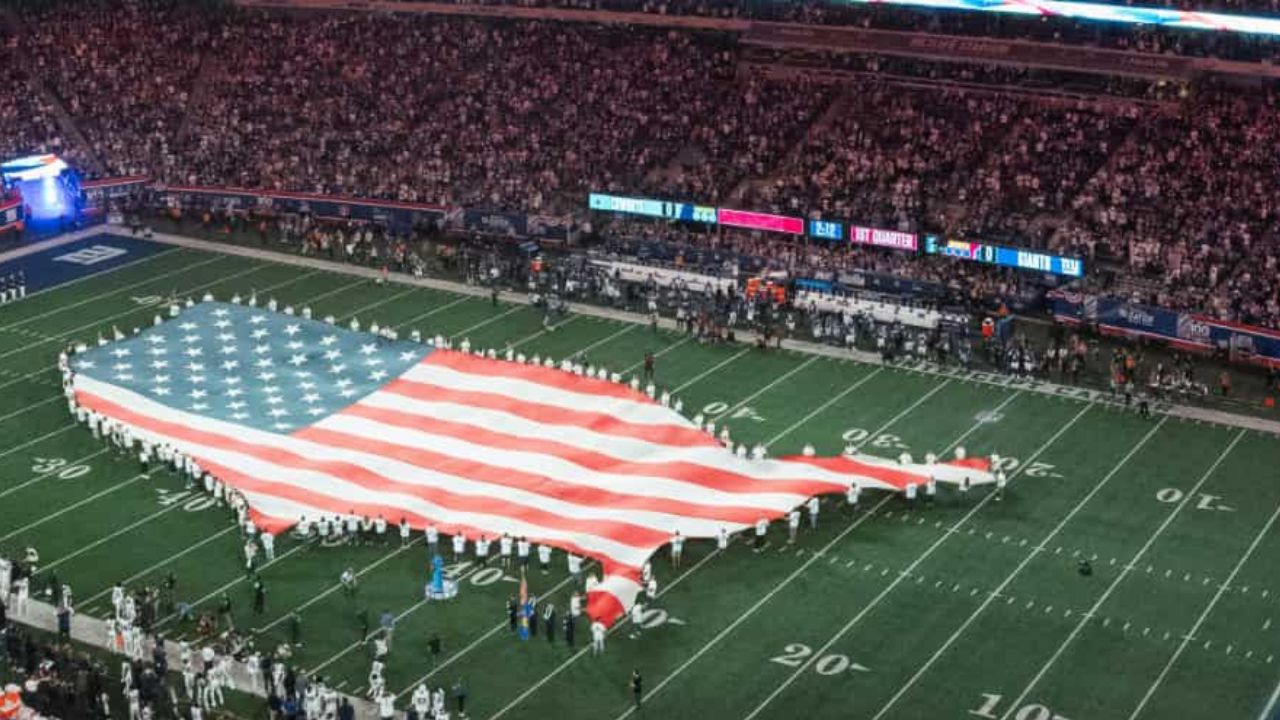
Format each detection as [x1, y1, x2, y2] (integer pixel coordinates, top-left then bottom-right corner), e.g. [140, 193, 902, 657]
[841, 0, 1280, 38]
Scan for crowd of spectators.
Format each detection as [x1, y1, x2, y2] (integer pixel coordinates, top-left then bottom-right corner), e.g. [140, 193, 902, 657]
[3, 0, 1280, 331]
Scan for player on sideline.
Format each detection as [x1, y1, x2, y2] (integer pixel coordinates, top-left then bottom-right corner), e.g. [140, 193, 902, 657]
[670, 531, 684, 568]
[787, 508, 801, 544]
[717, 526, 730, 552]
[451, 533, 466, 562]
[807, 496, 820, 529]
[261, 530, 275, 561]
[846, 482, 860, 514]
[567, 552, 583, 586]
[517, 537, 531, 571]
[499, 533, 513, 569]
[475, 535, 491, 567]
[426, 523, 439, 557]
[591, 620, 607, 655]
[996, 470, 1008, 501]
[754, 517, 768, 552]
[399, 517, 411, 547]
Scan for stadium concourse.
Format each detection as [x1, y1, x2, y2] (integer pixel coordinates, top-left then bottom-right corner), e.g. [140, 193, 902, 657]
[1, 1, 1280, 720]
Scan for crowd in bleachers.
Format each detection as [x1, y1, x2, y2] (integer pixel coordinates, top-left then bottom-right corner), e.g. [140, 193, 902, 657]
[2, 0, 1280, 331]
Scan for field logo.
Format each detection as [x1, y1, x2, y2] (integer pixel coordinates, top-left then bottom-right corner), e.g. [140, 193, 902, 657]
[54, 244, 127, 266]
[974, 409, 1004, 424]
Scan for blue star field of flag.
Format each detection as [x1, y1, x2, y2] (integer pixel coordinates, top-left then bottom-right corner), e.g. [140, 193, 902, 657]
[71, 302, 433, 434]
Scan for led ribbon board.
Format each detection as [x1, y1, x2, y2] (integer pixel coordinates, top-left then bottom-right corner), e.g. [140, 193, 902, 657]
[841, 0, 1280, 38]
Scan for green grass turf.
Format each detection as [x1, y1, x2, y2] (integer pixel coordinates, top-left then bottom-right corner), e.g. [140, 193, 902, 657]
[2, 239, 1280, 720]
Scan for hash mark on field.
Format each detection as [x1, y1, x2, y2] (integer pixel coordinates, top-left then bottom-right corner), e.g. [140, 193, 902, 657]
[1263, 618, 1272, 631]
[1163, 631, 1171, 641]
[1247, 650, 1254, 659]
[1064, 609, 1072, 618]
[1143, 627, 1149, 636]
[845, 559, 856, 568]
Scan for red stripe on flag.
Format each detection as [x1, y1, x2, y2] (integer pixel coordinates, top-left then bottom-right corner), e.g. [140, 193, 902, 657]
[77, 391, 671, 549]
[333, 403, 846, 498]
[425, 350, 650, 403]
[382, 378, 714, 448]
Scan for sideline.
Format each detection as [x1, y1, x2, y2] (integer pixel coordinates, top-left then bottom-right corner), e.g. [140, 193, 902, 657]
[126, 225, 1280, 436]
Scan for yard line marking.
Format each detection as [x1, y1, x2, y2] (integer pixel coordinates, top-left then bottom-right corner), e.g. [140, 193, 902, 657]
[1129, 488, 1280, 719]
[576, 323, 638, 356]
[0, 474, 144, 544]
[509, 315, 583, 348]
[999, 428, 1247, 719]
[0, 251, 215, 332]
[310, 561, 491, 676]
[154, 542, 309, 628]
[0, 422, 76, 460]
[621, 335, 694, 376]
[0, 263, 314, 393]
[255, 539, 425, 634]
[0, 395, 62, 424]
[80, 526, 239, 607]
[0, 256, 252, 362]
[335, 286, 424, 324]
[486, 549, 720, 720]
[671, 348, 751, 394]
[3, 247, 184, 316]
[710, 357, 818, 421]
[37, 501, 187, 575]
[870, 417, 1167, 719]
[611, 383, 1009, 720]
[392, 295, 475, 330]
[743, 399, 1089, 720]
[762, 368, 885, 447]
[0, 448, 110, 500]
[410, 349, 869, 702]
[449, 305, 525, 339]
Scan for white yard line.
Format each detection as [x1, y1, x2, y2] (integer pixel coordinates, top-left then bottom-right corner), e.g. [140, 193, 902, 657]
[486, 549, 721, 720]
[0, 251, 216, 332]
[871, 416, 1169, 719]
[392, 295, 474, 330]
[154, 542, 310, 628]
[0, 448, 110, 501]
[0, 395, 61, 424]
[998, 428, 1247, 719]
[335, 286, 423, 323]
[0, 422, 75, 458]
[742, 399, 1091, 720]
[615, 382, 1017, 720]
[0, 261, 278, 389]
[497, 377, 956, 720]
[38, 502, 187, 575]
[508, 315, 583, 348]
[671, 348, 751, 393]
[709, 356, 818, 421]
[448, 305, 526, 340]
[80, 526, 239, 607]
[1128, 482, 1280, 718]
[1258, 672, 1280, 720]
[762, 368, 885, 447]
[621, 336, 693, 375]
[5, 247, 185, 309]
[0, 474, 144, 545]
[577, 323, 638, 356]
[254, 539, 424, 634]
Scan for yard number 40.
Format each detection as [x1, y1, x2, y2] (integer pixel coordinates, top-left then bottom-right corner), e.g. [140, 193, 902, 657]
[970, 693, 1071, 720]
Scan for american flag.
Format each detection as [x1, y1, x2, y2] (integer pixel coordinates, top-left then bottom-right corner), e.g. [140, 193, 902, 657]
[71, 302, 992, 623]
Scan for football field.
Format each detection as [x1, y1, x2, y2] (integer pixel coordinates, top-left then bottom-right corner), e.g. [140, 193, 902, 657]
[3, 238, 1280, 720]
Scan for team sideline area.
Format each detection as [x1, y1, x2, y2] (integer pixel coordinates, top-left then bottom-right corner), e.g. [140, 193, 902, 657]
[2, 237, 1280, 720]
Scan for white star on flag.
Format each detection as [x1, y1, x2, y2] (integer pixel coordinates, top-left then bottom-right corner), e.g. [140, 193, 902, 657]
[178, 322, 198, 331]
[294, 370, 313, 378]
[363, 357, 383, 367]
[324, 349, 342, 361]
[369, 370, 389, 381]
[153, 387, 170, 396]
[226, 388, 244, 398]
[298, 381, 316, 390]
[145, 335, 165, 345]
[110, 348, 131, 358]
[289, 354, 308, 367]
[284, 325, 301, 337]
[222, 360, 239, 371]
[192, 403, 210, 412]
[190, 375, 206, 385]
[329, 364, 347, 374]
[190, 389, 208, 400]
[231, 412, 249, 421]
[228, 400, 247, 410]
[220, 345, 238, 355]
[359, 343, 378, 356]
[77, 360, 96, 369]
[339, 388, 357, 398]
[251, 328, 269, 340]
[153, 375, 170, 384]
[257, 372, 277, 382]
[182, 334, 200, 344]
[320, 336, 338, 346]
[113, 363, 132, 372]
[150, 360, 168, 370]
[224, 377, 241, 385]
[214, 320, 232, 329]
[254, 344, 271, 355]
[286, 341, 304, 351]
[185, 347, 204, 358]
[255, 358, 274, 368]
[212, 308, 229, 317]
[148, 347, 167, 356]
[399, 351, 417, 362]
[186, 362, 205, 373]
[302, 393, 322, 404]
[335, 378, 353, 389]
[216, 333, 235, 342]
[248, 316, 267, 325]
[268, 407, 290, 417]
[116, 373, 134, 381]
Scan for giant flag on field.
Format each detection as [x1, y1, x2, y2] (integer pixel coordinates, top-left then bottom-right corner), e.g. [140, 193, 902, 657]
[70, 302, 994, 624]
